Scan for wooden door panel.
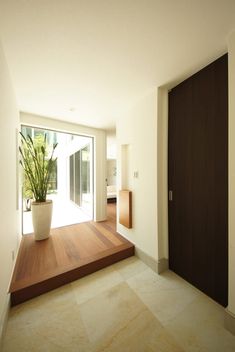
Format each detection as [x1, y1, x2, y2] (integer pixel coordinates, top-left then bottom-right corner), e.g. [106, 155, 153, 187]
[191, 63, 216, 299]
[168, 54, 228, 307]
[213, 55, 228, 306]
[168, 79, 193, 283]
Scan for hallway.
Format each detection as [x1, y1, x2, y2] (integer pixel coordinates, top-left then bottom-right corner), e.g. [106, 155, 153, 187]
[10, 203, 133, 305]
[3, 256, 235, 351]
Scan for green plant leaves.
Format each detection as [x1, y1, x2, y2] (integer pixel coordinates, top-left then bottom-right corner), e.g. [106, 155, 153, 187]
[19, 132, 58, 202]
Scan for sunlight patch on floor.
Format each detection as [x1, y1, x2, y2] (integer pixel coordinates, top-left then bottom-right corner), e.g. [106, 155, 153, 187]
[23, 194, 91, 234]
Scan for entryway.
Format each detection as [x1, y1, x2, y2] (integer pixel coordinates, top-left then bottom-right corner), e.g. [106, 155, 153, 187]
[10, 202, 134, 305]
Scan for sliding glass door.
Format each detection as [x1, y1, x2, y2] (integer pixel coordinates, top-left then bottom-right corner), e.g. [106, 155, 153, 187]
[75, 150, 81, 206]
[21, 126, 93, 233]
[69, 142, 93, 216]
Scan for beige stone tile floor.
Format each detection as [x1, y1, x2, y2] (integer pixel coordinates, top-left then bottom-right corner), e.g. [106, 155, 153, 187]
[2, 256, 235, 351]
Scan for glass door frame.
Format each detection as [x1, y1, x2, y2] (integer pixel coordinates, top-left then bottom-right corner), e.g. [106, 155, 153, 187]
[21, 123, 94, 228]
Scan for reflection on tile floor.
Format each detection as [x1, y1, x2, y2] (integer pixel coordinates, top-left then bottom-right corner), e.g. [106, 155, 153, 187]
[3, 257, 235, 351]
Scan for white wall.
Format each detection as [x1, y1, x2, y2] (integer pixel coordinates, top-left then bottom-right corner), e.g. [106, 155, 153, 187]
[0, 41, 20, 341]
[107, 132, 117, 186]
[228, 31, 235, 315]
[157, 87, 169, 260]
[116, 89, 158, 260]
[107, 159, 116, 186]
[20, 112, 107, 222]
[107, 132, 117, 159]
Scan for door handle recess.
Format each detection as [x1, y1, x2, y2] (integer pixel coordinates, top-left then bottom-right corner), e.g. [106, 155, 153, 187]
[169, 190, 173, 201]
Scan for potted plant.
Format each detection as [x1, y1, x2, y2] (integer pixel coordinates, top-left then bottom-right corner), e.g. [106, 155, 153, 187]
[19, 132, 58, 240]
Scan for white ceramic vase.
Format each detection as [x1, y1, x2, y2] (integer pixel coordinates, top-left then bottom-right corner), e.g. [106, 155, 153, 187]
[31, 200, 53, 241]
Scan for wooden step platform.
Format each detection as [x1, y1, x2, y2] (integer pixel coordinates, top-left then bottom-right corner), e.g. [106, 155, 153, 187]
[10, 204, 134, 305]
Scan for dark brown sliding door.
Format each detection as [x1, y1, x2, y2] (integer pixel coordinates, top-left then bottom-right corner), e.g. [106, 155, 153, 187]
[168, 54, 228, 307]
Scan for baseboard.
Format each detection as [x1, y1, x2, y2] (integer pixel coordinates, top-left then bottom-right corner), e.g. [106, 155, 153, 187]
[134, 247, 169, 275]
[0, 294, 10, 350]
[157, 257, 169, 274]
[134, 247, 158, 273]
[225, 308, 235, 335]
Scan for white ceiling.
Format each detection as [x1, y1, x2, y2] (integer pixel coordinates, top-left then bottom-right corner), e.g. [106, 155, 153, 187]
[0, 0, 235, 131]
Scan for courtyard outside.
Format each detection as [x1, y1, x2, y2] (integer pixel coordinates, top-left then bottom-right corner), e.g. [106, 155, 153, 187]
[23, 193, 92, 234]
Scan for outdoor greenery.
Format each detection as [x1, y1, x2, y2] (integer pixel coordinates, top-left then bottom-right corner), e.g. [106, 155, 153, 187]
[19, 132, 58, 203]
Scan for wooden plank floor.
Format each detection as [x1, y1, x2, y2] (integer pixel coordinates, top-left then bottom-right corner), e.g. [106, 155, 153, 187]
[10, 203, 134, 305]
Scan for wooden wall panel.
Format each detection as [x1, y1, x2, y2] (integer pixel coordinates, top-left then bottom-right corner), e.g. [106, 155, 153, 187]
[119, 190, 132, 228]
